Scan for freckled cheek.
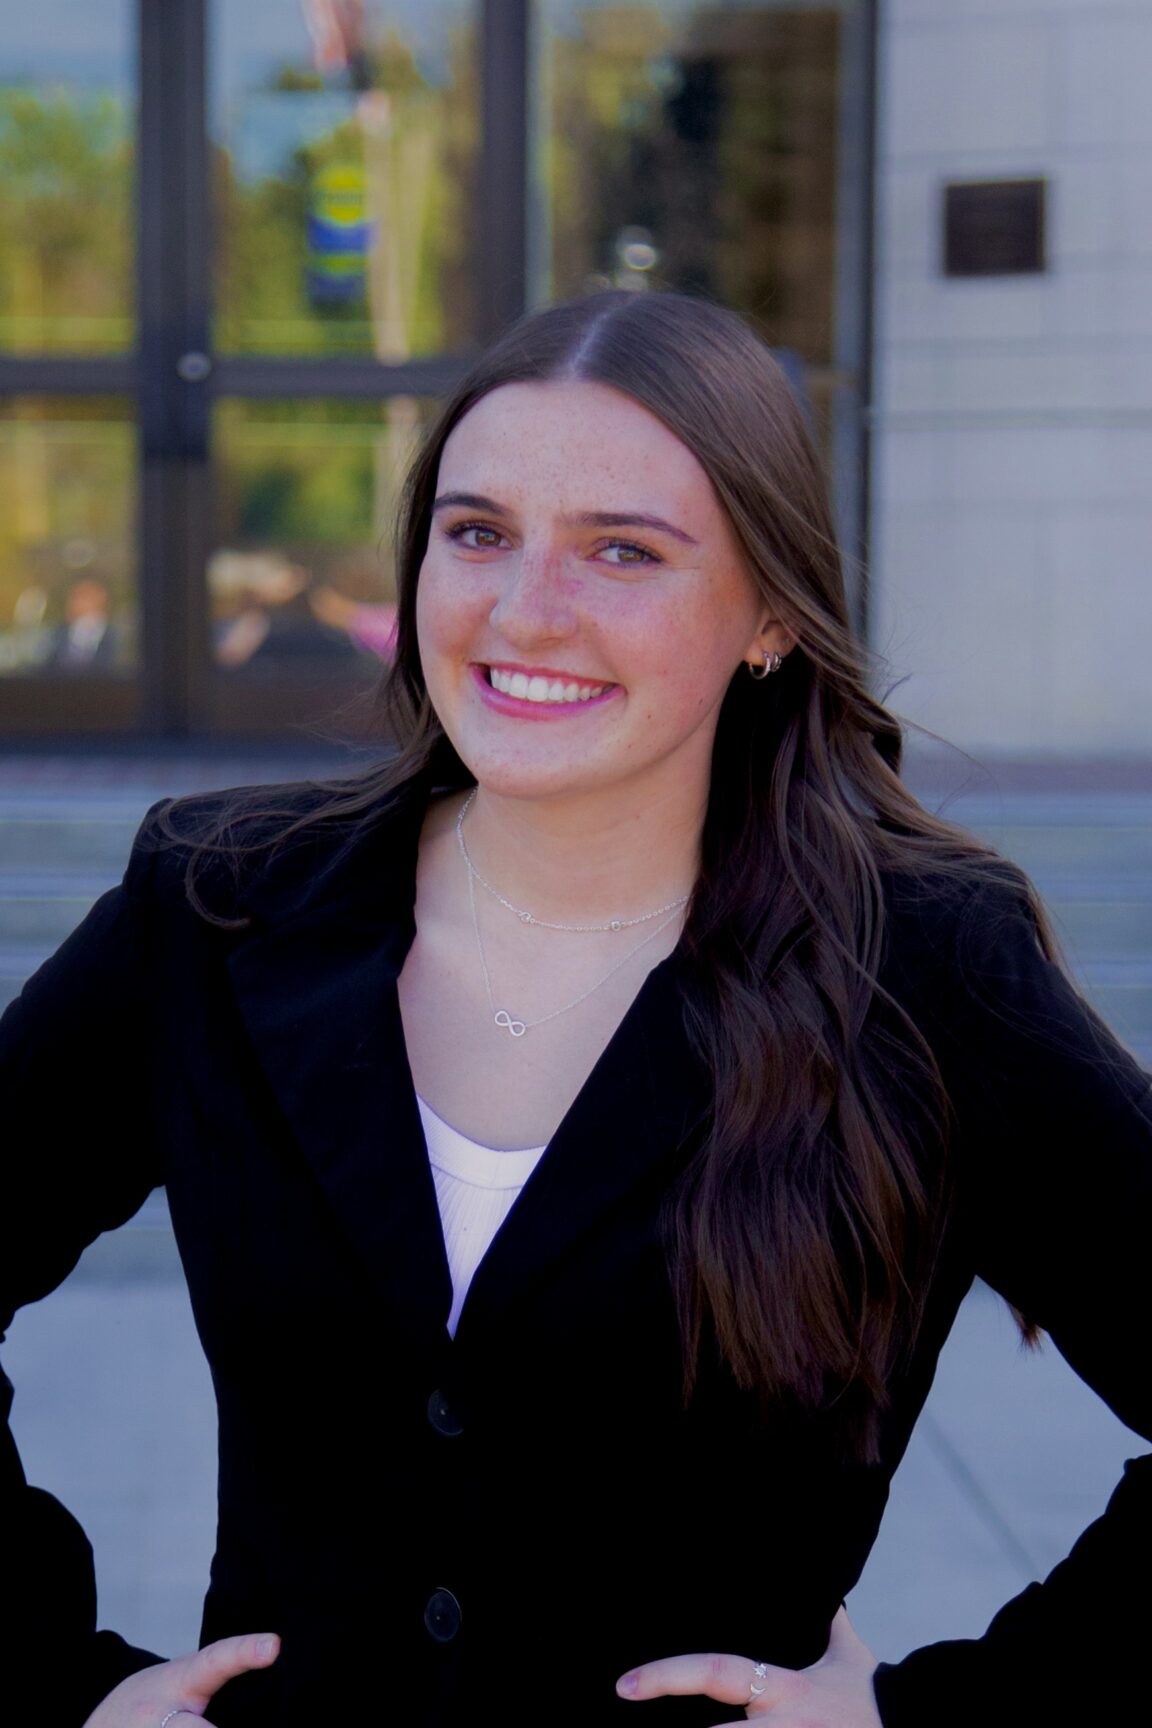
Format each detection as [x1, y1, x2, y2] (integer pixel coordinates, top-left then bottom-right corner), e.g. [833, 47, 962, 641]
[651, 650, 740, 725]
[416, 560, 492, 666]
[632, 665, 703, 729]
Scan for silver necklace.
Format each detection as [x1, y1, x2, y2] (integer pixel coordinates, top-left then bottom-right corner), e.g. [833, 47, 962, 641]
[455, 789, 691, 933]
[466, 855, 683, 1037]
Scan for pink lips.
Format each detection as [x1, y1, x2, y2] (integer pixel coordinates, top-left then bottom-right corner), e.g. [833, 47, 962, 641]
[470, 663, 621, 720]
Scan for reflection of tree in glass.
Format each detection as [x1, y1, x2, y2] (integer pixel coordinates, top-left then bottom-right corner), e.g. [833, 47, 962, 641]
[213, 397, 434, 615]
[0, 91, 133, 352]
[547, 5, 839, 366]
[226, 407, 380, 547]
[214, 21, 477, 358]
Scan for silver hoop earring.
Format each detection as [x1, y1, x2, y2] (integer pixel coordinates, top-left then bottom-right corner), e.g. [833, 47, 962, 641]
[747, 650, 783, 681]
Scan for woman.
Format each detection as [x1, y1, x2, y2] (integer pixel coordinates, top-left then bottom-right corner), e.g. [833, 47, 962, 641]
[4, 291, 1150, 1728]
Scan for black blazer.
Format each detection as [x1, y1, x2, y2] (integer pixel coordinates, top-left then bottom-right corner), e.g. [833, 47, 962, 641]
[3, 777, 1151, 1728]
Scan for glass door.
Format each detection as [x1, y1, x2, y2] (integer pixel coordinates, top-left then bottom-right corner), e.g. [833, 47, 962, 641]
[0, 0, 871, 740]
[0, 0, 140, 732]
[204, 0, 487, 735]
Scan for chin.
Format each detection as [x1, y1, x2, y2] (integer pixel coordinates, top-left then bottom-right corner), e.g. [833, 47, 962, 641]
[466, 765, 603, 804]
[445, 740, 611, 805]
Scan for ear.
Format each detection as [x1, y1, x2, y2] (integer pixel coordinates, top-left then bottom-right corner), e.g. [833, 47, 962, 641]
[742, 617, 794, 675]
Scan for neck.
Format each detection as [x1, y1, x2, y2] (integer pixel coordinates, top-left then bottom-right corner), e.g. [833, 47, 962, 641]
[459, 777, 705, 928]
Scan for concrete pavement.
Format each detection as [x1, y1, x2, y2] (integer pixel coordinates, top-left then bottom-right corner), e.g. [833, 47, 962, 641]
[2, 746, 1149, 1667]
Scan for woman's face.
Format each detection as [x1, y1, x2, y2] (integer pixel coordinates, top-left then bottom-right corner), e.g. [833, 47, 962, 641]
[416, 378, 790, 808]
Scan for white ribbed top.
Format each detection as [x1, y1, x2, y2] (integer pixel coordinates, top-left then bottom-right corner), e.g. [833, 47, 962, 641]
[417, 1096, 548, 1337]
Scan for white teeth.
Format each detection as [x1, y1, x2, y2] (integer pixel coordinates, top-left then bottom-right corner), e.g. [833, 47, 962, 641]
[488, 667, 608, 704]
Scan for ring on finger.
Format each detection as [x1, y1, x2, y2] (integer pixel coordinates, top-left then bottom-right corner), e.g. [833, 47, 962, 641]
[160, 1712, 192, 1727]
[748, 1661, 769, 1701]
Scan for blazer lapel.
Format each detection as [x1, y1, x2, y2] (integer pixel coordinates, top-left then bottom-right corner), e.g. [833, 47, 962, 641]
[225, 785, 454, 1335]
[453, 945, 711, 1345]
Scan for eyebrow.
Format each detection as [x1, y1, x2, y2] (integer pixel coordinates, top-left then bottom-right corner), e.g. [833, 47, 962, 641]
[572, 510, 699, 546]
[432, 491, 504, 515]
[432, 493, 699, 547]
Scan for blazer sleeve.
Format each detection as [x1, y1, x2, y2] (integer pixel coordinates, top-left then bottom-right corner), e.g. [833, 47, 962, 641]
[0, 805, 172, 1723]
[872, 880, 1152, 1727]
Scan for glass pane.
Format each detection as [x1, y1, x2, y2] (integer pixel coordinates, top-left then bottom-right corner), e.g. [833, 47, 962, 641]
[0, 398, 138, 674]
[213, 1, 479, 359]
[537, 1, 843, 366]
[211, 396, 434, 676]
[0, 2, 135, 353]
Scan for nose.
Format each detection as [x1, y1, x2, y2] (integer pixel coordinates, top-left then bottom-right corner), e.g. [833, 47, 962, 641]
[487, 543, 577, 647]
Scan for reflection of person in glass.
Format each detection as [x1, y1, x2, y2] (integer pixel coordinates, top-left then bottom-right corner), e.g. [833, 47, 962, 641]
[213, 557, 360, 671]
[5, 293, 1149, 1728]
[307, 583, 398, 658]
[47, 577, 119, 669]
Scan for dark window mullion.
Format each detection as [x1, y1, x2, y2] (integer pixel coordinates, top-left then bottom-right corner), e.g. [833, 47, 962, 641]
[831, 0, 879, 642]
[211, 357, 473, 401]
[478, 0, 530, 341]
[0, 358, 138, 394]
[137, 0, 212, 735]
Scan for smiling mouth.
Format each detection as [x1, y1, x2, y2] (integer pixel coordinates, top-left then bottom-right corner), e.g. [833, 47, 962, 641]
[484, 666, 615, 705]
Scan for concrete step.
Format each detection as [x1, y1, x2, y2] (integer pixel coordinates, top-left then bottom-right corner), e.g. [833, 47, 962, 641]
[1, 776, 1150, 1063]
[0, 813, 146, 872]
[0, 893, 105, 946]
[1048, 899, 1152, 959]
[976, 822, 1152, 879]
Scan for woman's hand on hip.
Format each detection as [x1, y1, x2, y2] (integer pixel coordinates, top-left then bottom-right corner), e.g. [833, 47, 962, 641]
[616, 1606, 882, 1725]
[82, 1632, 280, 1726]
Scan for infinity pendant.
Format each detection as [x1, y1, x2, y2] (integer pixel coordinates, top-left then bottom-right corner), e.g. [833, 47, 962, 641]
[494, 1009, 528, 1037]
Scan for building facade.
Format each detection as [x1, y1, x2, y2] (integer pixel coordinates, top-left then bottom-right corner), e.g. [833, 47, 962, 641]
[1, 0, 1146, 753]
[874, 0, 1152, 756]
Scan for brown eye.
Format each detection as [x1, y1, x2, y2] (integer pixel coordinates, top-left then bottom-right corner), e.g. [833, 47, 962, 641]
[447, 522, 506, 550]
[597, 539, 660, 568]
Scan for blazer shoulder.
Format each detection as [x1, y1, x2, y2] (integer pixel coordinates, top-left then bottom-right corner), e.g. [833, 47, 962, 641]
[879, 858, 1038, 973]
[877, 859, 1057, 1037]
[125, 769, 423, 926]
[878, 859, 1149, 1097]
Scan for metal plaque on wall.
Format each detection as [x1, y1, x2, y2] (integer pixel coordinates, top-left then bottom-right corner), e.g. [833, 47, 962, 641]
[943, 178, 1047, 277]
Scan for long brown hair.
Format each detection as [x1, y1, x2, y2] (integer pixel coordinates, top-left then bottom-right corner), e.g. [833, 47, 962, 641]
[166, 290, 1050, 1458]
